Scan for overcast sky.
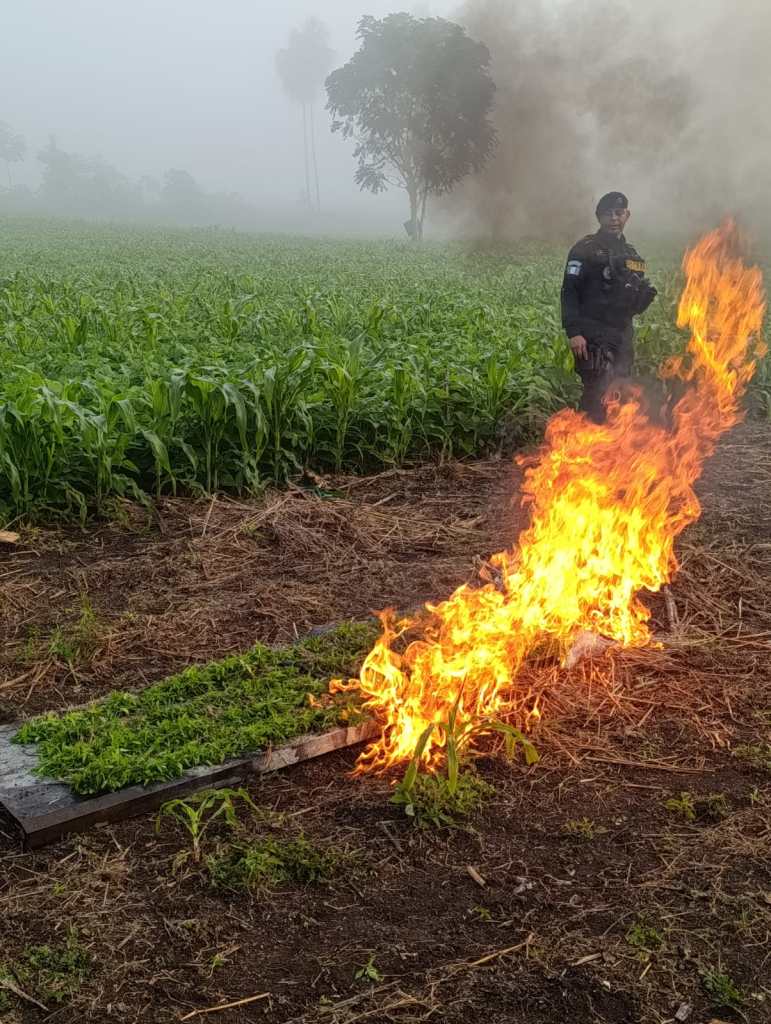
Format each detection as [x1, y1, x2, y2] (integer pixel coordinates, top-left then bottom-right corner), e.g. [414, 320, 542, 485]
[3, 1, 769, 240]
[1, 1, 459, 219]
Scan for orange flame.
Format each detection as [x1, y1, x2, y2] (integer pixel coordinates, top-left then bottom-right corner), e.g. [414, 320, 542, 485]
[332, 221, 766, 772]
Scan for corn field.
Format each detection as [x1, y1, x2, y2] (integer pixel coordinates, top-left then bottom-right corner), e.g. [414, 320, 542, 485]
[1, 218, 768, 521]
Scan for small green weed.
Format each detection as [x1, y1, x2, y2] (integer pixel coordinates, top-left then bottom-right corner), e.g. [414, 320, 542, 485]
[21, 626, 42, 664]
[731, 904, 755, 937]
[47, 596, 104, 667]
[354, 955, 383, 984]
[563, 817, 604, 841]
[626, 921, 664, 960]
[701, 966, 744, 1009]
[202, 946, 239, 977]
[696, 793, 730, 822]
[47, 628, 77, 663]
[665, 791, 729, 823]
[0, 930, 90, 1007]
[733, 743, 771, 774]
[665, 791, 696, 821]
[207, 953, 226, 975]
[391, 768, 493, 828]
[207, 834, 348, 891]
[157, 787, 257, 866]
[471, 905, 492, 922]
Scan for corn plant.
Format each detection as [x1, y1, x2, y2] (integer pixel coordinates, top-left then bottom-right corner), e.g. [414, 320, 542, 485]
[391, 691, 539, 826]
[156, 787, 257, 866]
[1, 218, 766, 522]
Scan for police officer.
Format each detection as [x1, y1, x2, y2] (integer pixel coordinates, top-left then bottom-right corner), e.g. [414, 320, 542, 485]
[560, 192, 657, 423]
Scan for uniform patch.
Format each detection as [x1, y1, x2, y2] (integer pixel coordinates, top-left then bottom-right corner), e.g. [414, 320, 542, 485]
[566, 260, 582, 276]
[625, 259, 646, 272]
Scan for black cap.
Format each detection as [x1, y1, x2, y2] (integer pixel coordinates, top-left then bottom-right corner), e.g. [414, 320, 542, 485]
[596, 191, 628, 216]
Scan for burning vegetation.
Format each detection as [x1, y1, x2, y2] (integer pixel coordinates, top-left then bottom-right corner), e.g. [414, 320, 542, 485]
[334, 221, 767, 771]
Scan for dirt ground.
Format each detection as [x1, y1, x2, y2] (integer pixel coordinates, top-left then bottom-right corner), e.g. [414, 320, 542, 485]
[0, 424, 770, 1024]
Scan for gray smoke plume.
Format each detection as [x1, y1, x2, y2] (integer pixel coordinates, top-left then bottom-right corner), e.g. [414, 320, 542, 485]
[451, 0, 771, 245]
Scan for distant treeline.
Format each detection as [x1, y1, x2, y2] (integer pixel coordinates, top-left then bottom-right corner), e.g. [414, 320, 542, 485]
[0, 138, 266, 229]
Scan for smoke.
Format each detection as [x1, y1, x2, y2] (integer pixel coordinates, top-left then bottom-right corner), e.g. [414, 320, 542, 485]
[451, 0, 771, 245]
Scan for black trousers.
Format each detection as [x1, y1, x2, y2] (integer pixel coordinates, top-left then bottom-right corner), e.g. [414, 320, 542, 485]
[574, 324, 634, 424]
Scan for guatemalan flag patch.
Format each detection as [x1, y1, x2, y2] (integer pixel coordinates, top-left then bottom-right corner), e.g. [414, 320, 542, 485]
[566, 260, 582, 276]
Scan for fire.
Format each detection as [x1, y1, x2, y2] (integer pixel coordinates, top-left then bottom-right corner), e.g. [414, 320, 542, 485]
[332, 221, 766, 772]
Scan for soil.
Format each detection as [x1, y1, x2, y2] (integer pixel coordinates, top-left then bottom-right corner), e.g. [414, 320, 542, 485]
[0, 457, 526, 720]
[0, 424, 769, 1024]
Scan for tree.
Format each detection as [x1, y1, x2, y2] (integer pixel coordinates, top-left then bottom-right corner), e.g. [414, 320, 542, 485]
[160, 169, 203, 223]
[37, 138, 141, 219]
[326, 14, 496, 240]
[161, 168, 201, 204]
[0, 121, 26, 189]
[275, 18, 334, 213]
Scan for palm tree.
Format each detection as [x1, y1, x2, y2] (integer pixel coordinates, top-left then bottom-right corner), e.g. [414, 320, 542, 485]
[275, 19, 334, 213]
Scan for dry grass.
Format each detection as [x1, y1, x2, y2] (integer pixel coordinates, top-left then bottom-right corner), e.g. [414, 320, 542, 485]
[0, 458, 518, 718]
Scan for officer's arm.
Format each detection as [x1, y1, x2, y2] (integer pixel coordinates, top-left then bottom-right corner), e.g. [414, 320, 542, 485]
[633, 280, 657, 314]
[560, 247, 585, 339]
[626, 246, 657, 315]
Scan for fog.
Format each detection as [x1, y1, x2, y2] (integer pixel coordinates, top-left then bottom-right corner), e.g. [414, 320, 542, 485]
[1, 0, 770, 241]
[1, 0, 454, 231]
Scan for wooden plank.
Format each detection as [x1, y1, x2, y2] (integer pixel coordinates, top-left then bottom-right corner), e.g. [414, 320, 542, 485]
[0, 721, 377, 849]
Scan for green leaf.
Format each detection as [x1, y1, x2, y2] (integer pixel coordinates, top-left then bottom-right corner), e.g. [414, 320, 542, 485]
[141, 430, 172, 473]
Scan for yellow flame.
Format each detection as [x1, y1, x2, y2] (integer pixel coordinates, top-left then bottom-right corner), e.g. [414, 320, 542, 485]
[332, 220, 766, 771]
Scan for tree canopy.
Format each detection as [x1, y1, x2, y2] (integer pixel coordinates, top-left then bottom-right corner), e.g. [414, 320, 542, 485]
[325, 14, 496, 239]
[275, 17, 334, 106]
[275, 17, 335, 212]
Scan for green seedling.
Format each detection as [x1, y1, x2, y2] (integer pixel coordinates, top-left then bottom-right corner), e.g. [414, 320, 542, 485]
[626, 922, 664, 961]
[156, 787, 257, 866]
[701, 966, 744, 1009]
[471, 905, 493, 922]
[695, 792, 730, 822]
[391, 768, 494, 828]
[47, 595, 105, 668]
[665, 792, 697, 822]
[354, 956, 383, 984]
[666, 791, 729, 823]
[733, 743, 771, 774]
[563, 817, 604, 841]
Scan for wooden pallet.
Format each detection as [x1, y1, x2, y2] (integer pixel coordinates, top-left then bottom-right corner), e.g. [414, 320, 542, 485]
[0, 721, 377, 849]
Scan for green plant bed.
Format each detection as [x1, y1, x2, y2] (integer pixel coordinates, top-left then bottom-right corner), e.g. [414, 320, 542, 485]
[12, 621, 377, 796]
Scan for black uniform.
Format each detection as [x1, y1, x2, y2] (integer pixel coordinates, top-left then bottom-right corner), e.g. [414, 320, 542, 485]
[560, 230, 656, 422]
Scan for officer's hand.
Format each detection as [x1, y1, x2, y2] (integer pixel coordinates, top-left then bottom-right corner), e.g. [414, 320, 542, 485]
[569, 335, 588, 360]
[636, 279, 657, 313]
